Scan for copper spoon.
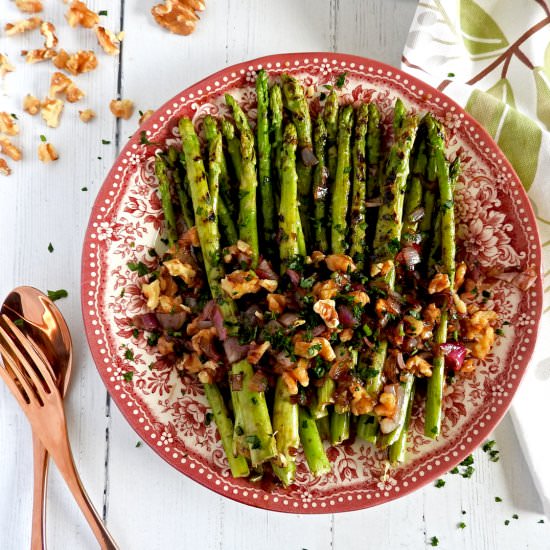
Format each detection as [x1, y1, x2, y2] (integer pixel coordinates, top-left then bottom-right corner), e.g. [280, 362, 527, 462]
[0, 287, 116, 549]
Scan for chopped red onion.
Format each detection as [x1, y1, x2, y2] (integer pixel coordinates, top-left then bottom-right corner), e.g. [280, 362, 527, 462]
[256, 259, 279, 280]
[439, 342, 468, 371]
[133, 313, 160, 331]
[230, 372, 243, 391]
[337, 305, 357, 328]
[248, 371, 268, 392]
[156, 312, 186, 331]
[301, 147, 319, 167]
[312, 324, 326, 337]
[396, 351, 406, 371]
[408, 206, 425, 223]
[223, 337, 250, 363]
[286, 269, 301, 286]
[212, 305, 227, 341]
[399, 246, 421, 269]
[279, 312, 300, 328]
[365, 197, 383, 207]
[490, 266, 537, 291]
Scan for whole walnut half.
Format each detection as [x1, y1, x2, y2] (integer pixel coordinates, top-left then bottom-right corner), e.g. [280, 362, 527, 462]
[151, 0, 205, 36]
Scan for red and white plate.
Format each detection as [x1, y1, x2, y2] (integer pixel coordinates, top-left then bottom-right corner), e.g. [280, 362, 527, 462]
[81, 53, 543, 513]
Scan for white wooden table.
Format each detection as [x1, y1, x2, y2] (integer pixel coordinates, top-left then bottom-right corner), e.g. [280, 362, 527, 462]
[1, 1, 548, 548]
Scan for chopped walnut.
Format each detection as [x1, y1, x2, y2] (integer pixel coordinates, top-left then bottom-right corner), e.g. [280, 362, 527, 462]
[139, 109, 154, 125]
[110, 99, 134, 120]
[325, 254, 356, 273]
[221, 270, 261, 299]
[463, 310, 498, 359]
[179, 352, 202, 374]
[96, 26, 121, 56]
[423, 303, 441, 326]
[312, 279, 339, 300]
[40, 21, 58, 48]
[454, 262, 467, 290]
[15, 0, 43, 13]
[163, 258, 198, 286]
[78, 108, 95, 122]
[5, 17, 42, 35]
[157, 335, 175, 355]
[309, 250, 326, 264]
[38, 142, 59, 163]
[223, 240, 253, 263]
[53, 49, 98, 75]
[247, 341, 270, 365]
[157, 294, 183, 313]
[49, 71, 71, 96]
[40, 98, 64, 128]
[197, 361, 218, 384]
[428, 273, 451, 294]
[348, 290, 369, 307]
[313, 299, 339, 329]
[191, 326, 216, 355]
[404, 355, 432, 377]
[350, 386, 374, 416]
[461, 358, 476, 374]
[339, 328, 354, 342]
[177, 226, 200, 248]
[402, 315, 424, 337]
[282, 359, 310, 394]
[370, 259, 393, 278]
[374, 297, 400, 319]
[266, 293, 286, 314]
[151, 0, 200, 36]
[294, 336, 335, 361]
[0, 137, 22, 161]
[66, 0, 99, 28]
[374, 391, 397, 418]
[23, 94, 40, 115]
[0, 113, 19, 136]
[24, 49, 57, 64]
[0, 158, 11, 176]
[452, 291, 467, 315]
[0, 54, 15, 78]
[142, 279, 161, 309]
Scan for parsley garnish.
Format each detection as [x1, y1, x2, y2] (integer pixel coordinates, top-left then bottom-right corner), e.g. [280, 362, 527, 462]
[504, 520, 510, 526]
[81, 186, 88, 191]
[14, 318, 24, 327]
[124, 348, 134, 361]
[11, 113, 18, 119]
[132, 328, 139, 339]
[448, 72, 455, 77]
[458, 522, 466, 529]
[47, 289, 68, 301]
[434, 479, 445, 488]
[140, 130, 157, 146]
[127, 261, 150, 276]
[136, 441, 142, 447]
[122, 371, 133, 382]
[495, 328, 505, 336]
[387, 237, 400, 255]
[147, 332, 160, 346]
[450, 467, 459, 474]
[48, 242, 54, 253]
[205, 412, 214, 426]
[495, 496, 502, 502]
[430, 536, 439, 547]
[101, 139, 111, 145]
[538, 519, 545, 524]
[40, 134, 47, 142]
[335, 72, 347, 88]
[98, 9, 108, 15]
[512, 514, 519, 520]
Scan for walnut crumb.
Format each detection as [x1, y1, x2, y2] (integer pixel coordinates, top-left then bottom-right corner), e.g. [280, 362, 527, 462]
[40, 21, 58, 49]
[24, 49, 57, 64]
[110, 99, 134, 119]
[49, 72, 84, 103]
[151, 0, 202, 36]
[96, 26, 121, 56]
[15, 0, 43, 13]
[0, 54, 15, 78]
[0, 113, 20, 136]
[40, 98, 64, 128]
[138, 109, 154, 125]
[53, 49, 98, 75]
[0, 158, 11, 176]
[0, 137, 22, 161]
[23, 94, 41, 115]
[79, 109, 96, 122]
[38, 142, 59, 162]
[65, 0, 99, 28]
[5, 17, 43, 36]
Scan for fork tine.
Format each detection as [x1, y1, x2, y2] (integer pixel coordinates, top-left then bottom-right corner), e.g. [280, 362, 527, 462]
[1, 314, 56, 393]
[0, 340, 35, 405]
[0, 322, 48, 401]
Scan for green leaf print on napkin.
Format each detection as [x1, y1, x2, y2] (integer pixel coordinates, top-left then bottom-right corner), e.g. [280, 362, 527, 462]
[466, 89, 541, 190]
[487, 78, 516, 109]
[534, 68, 550, 130]
[460, 0, 509, 55]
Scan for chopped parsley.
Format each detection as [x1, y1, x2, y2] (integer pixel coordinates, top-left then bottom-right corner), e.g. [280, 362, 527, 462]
[450, 466, 459, 475]
[482, 440, 500, 462]
[132, 328, 139, 339]
[122, 371, 133, 382]
[495, 328, 505, 336]
[434, 479, 445, 488]
[101, 139, 111, 145]
[47, 289, 68, 301]
[14, 318, 24, 327]
[124, 348, 134, 361]
[448, 72, 455, 77]
[495, 496, 502, 502]
[147, 332, 160, 346]
[98, 9, 108, 15]
[504, 520, 510, 526]
[205, 412, 214, 426]
[81, 186, 88, 191]
[512, 514, 519, 520]
[538, 519, 545, 524]
[11, 113, 18, 119]
[458, 522, 466, 529]
[136, 441, 142, 447]
[140, 130, 157, 146]
[40, 134, 47, 142]
[430, 536, 439, 547]
[47, 242, 54, 253]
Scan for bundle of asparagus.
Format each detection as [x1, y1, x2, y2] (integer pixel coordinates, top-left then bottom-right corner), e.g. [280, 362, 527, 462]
[133, 70, 500, 485]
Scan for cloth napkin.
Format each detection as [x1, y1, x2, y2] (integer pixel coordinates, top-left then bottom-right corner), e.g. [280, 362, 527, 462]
[403, 0, 550, 517]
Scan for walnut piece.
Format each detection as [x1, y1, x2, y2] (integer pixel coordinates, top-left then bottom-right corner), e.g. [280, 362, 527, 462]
[138, 109, 154, 125]
[312, 279, 339, 300]
[23, 94, 41, 115]
[0, 137, 22, 161]
[49, 72, 84, 103]
[38, 142, 59, 163]
[24, 49, 57, 64]
[5, 17, 42, 35]
[79, 108, 96, 122]
[151, 0, 200, 36]
[40, 98, 64, 128]
[266, 293, 286, 314]
[66, 0, 99, 28]
[15, 0, 43, 13]
[313, 298, 339, 329]
[325, 253, 356, 273]
[0, 113, 20, 136]
[0, 54, 15, 78]
[109, 99, 134, 119]
[247, 341, 270, 365]
[0, 158, 11, 176]
[40, 21, 58, 49]
[96, 26, 121, 56]
[404, 355, 432, 377]
[53, 49, 98, 75]
[428, 273, 451, 294]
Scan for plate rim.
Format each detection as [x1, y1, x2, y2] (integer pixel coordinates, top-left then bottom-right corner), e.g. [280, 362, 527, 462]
[81, 51, 544, 514]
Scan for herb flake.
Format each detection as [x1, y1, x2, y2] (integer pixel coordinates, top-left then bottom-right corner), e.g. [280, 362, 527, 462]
[47, 289, 68, 301]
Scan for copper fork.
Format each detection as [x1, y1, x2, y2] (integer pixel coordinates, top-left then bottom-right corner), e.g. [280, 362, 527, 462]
[0, 314, 118, 550]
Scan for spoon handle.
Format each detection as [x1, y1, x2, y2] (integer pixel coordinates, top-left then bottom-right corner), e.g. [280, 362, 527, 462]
[31, 433, 48, 550]
[45, 423, 119, 550]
